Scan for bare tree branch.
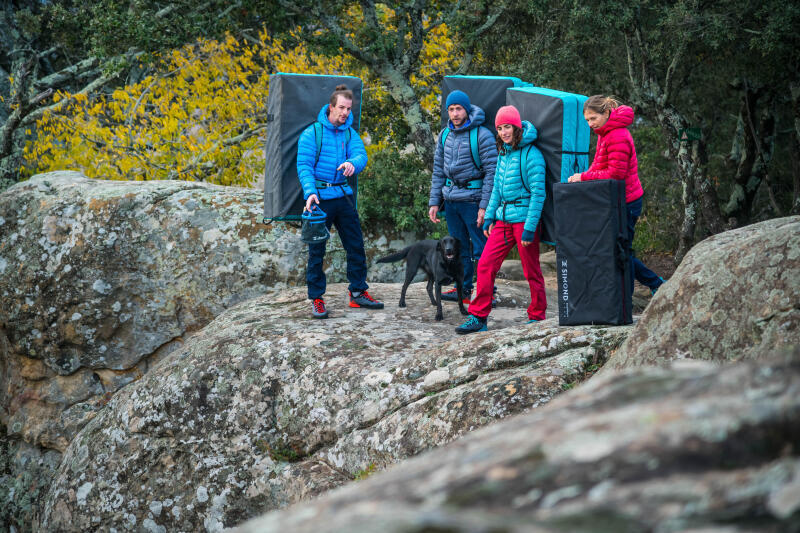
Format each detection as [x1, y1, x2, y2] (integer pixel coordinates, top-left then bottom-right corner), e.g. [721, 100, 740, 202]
[21, 53, 143, 127]
[34, 57, 101, 91]
[624, 34, 640, 103]
[359, 0, 381, 35]
[663, 38, 687, 106]
[277, 0, 380, 66]
[453, 1, 508, 75]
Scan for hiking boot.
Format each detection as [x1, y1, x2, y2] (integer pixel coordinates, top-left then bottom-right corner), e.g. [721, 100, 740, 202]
[442, 287, 472, 304]
[311, 298, 328, 319]
[349, 290, 384, 309]
[455, 315, 488, 334]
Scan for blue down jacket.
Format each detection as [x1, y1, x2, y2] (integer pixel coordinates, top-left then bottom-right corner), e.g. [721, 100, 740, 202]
[485, 120, 546, 233]
[297, 105, 368, 201]
[429, 105, 498, 209]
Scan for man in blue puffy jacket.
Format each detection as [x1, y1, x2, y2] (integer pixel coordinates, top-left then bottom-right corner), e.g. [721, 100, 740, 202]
[297, 84, 383, 319]
[428, 90, 498, 303]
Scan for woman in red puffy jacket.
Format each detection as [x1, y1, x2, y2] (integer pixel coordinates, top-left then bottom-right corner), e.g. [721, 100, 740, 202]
[568, 95, 665, 295]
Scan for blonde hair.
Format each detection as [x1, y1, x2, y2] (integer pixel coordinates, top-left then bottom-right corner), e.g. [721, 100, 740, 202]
[583, 95, 621, 114]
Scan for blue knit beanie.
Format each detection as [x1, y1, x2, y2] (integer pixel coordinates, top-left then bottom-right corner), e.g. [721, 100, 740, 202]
[445, 90, 471, 111]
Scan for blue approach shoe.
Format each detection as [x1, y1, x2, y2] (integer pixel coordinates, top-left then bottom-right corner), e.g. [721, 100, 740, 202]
[312, 298, 328, 319]
[527, 318, 541, 324]
[455, 315, 488, 335]
[651, 277, 667, 296]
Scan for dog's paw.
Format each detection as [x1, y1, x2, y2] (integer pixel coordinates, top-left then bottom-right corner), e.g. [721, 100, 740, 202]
[435, 314, 443, 321]
[398, 302, 406, 308]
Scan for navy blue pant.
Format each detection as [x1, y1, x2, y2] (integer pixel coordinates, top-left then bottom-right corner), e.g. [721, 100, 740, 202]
[444, 200, 487, 293]
[627, 196, 663, 293]
[307, 195, 368, 299]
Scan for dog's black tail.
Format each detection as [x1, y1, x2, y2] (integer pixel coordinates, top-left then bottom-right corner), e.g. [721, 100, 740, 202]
[376, 247, 410, 264]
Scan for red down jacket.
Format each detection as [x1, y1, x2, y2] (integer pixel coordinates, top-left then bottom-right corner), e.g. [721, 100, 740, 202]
[580, 105, 644, 203]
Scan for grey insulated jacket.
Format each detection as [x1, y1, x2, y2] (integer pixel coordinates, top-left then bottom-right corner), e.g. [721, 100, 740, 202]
[429, 105, 498, 209]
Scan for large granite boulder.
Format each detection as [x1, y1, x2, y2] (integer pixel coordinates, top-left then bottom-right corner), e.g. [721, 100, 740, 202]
[236, 352, 800, 533]
[0, 172, 413, 452]
[38, 282, 630, 532]
[606, 216, 800, 370]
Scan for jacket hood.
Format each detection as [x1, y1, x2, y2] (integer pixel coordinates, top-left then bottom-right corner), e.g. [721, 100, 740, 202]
[449, 104, 485, 131]
[595, 105, 634, 136]
[503, 120, 538, 150]
[318, 104, 354, 131]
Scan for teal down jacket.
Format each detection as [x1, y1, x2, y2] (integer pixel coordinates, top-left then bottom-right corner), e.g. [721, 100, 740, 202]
[485, 120, 546, 233]
[297, 104, 368, 201]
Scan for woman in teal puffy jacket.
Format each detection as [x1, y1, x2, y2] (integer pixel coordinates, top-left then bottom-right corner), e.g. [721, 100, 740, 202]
[456, 105, 548, 334]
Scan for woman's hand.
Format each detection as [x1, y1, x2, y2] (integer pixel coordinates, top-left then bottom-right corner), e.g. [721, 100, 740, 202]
[521, 229, 535, 247]
[568, 173, 582, 183]
[483, 219, 494, 238]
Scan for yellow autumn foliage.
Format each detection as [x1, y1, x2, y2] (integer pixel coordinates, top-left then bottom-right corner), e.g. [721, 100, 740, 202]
[24, 22, 458, 186]
[24, 31, 357, 185]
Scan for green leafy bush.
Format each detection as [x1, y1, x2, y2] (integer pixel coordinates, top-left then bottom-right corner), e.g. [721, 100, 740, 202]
[358, 147, 435, 237]
[632, 125, 682, 254]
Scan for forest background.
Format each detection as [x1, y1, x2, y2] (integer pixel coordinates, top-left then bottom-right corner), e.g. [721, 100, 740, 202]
[1, 0, 798, 263]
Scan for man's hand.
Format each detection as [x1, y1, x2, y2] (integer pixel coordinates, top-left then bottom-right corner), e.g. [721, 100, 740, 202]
[568, 173, 582, 183]
[476, 208, 486, 226]
[337, 161, 355, 177]
[428, 205, 440, 223]
[305, 194, 319, 212]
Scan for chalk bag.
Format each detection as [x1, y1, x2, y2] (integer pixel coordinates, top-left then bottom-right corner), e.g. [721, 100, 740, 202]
[300, 205, 330, 245]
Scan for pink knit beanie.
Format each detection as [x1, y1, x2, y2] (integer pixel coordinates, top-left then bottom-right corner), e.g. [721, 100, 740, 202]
[495, 105, 522, 128]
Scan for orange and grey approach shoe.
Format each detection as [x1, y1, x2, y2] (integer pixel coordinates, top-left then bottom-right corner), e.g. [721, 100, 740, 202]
[349, 291, 384, 309]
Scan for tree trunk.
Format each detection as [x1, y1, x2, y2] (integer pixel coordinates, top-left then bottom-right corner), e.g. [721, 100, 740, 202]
[791, 83, 800, 215]
[724, 84, 779, 225]
[0, 54, 35, 190]
[378, 66, 434, 165]
[649, 106, 715, 263]
[675, 162, 697, 264]
[723, 86, 759, 225]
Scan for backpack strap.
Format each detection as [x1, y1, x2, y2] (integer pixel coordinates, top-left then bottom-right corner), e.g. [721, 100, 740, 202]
[469, 128, 481, 171]
[519, 145, 533, 194]
[440, 127, 482, 171]
[313, 122, 323, 167]
[440, 128, 449, 148]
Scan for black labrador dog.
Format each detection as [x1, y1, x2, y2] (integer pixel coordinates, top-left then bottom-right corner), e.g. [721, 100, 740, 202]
[377, 235, 469, 321]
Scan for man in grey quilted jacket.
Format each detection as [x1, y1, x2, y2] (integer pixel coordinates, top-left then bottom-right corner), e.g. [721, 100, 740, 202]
[428, 90, 498, 302]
